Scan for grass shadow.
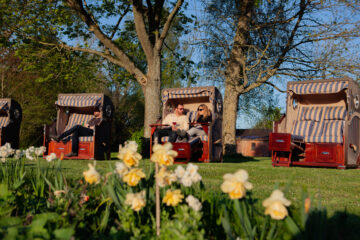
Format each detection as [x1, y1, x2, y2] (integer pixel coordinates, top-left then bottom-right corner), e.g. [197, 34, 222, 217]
[222, 154, 260, 163]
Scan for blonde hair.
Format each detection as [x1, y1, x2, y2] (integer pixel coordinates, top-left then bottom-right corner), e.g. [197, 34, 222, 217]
[196, 104, 211, 121]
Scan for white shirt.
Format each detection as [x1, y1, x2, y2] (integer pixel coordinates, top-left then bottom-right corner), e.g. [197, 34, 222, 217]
[162, 113, 189, 131]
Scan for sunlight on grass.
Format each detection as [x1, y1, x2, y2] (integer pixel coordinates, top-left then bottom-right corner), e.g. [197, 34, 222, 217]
[24, 154, 360, 216]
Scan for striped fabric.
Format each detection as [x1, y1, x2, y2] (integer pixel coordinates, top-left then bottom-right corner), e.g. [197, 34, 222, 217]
[0, 116, 9, 127]
[64, 113, 94, 131]
[161, 136, 170, 142]
[0, 101, 9, 111]
[306, 121, 324, 143]
[56, 95, 102, 107]
[289, 81, 348, 95]
[162, 87, 214, 104]
[187, 111, 198, 123]
[199, 135, 208, 141]
[299, 106, 323, 121]
[323, 106, 346, 120]
[292, 120, 314, 138]
[319, 120, 344, 143]
[79, 136, 94, 141]
[63, 113, 94, 142]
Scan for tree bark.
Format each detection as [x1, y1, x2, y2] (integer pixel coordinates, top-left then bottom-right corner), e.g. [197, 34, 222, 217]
[222, 0, 254, 154]
[143, 53, 161, 138]
[223, 81, 239, 154]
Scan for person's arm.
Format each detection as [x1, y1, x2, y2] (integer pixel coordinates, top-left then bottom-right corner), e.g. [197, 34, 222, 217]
[181, 115, 189, 131]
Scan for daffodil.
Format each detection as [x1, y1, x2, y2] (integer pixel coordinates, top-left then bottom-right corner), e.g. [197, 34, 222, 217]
[83, 163, 101, 185]
[174, 166, 185, 179]
[125, 190, 146, 212]
[162, 189, 184, 207]
[156, 167, 177, 187]
[118, 141, 142, 167]
[221, 169, 253, 199]
[115, 162, 129, 177]
[262, 189, 291, 220]
[46, 153, 57, 162]
[151, 143, 177, 166]
[122, 168, 146, 186]
[186, 195, 202, 211]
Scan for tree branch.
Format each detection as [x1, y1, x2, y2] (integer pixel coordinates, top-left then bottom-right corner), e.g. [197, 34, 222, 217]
[110, 4, 131, 40]
[132, 0, 154, 59]
[66, 0, 147, 84]
[155, 0, 184, 51]
[263, 81, 286, 93]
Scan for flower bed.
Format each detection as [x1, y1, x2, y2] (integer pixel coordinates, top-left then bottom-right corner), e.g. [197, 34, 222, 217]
[0, 142, 354, 239]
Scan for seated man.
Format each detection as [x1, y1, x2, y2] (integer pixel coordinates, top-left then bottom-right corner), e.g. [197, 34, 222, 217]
[53, 109, 102, 157]
[153, 103, 189, 143]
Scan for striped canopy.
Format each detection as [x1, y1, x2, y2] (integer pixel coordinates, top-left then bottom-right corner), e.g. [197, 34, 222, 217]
[55, 95, 102, 108]
[162, 87, 214, 104]
[0, 100, 9, 111]
[289, 81, 348, 95]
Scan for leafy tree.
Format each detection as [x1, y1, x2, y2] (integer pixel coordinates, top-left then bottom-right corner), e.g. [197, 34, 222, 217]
[201, 0, 360, 154]
[252, 106, 282, 130]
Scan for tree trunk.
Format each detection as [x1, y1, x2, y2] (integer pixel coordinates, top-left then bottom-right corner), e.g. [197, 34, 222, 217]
[223, 82, 239, 154]
[143, 54, 161, 139]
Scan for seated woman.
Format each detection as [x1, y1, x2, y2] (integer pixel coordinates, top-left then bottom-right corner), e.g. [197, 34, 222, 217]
[187, 104, 212, 137]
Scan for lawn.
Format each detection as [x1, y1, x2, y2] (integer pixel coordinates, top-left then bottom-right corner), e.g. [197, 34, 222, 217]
[33, 153, 360, 216]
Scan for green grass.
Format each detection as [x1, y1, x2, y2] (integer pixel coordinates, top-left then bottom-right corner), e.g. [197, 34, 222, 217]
[24, 153, 360, 216]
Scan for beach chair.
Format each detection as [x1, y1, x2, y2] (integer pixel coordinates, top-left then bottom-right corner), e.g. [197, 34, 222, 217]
[150, 86, 223, 163]
[270, 78, 360, 169]
[0, 99, 22, 149]
[43, 93, 114, 160]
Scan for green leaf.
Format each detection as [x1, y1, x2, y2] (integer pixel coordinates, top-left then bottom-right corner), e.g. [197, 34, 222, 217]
[54, 227, 75, 240]
[285, 216, 300, 236]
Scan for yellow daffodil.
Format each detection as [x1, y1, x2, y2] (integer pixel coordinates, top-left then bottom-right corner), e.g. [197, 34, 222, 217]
[162, 189, 184, 207]
[262, 189, 291, 220]
[220, 169, 253, 199]
[151, 143, 177, 166]
[83, 163, 100, 185]
[122, 168, 146, 186]
[117, 141, 142, 167]
[156, 167, 177, 187]
[125, 191, 146, 212]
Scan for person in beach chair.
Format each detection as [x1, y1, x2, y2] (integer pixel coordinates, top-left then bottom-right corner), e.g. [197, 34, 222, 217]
[153, 103, 189, 143]
[187, 104, 212, 138]
[52, 108, 102, 157]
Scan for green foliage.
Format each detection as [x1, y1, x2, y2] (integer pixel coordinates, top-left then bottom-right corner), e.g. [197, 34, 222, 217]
[253, 105, 282, 129]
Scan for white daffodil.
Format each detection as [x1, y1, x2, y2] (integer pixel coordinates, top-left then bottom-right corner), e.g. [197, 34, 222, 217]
[46, 153, 57, 162]
[263, 189, 291, 220]
[221, 169, 253, 200]
[186, 195, 202, 211]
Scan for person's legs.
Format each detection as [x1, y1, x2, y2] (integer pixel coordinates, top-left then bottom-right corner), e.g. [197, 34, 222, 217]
[187, 127, 206, 137]
[153, 128, 177, 143]
[57, 125, 81, 140]
[66, 126, 93, 156]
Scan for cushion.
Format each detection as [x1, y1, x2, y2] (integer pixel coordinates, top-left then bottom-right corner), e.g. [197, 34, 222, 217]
[64, 113, 93, 131]
[291, 120, 314, 138]
[306, 121, 324, 143]
[79, 136, 94, 142]
[299, 106, 323, 121]
[319, 120, 344, 143]
[187, 110, 198, 123]
[0, 116, 9, 128]
[323, 106, 346, 120]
